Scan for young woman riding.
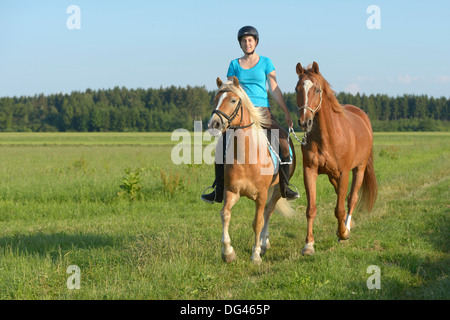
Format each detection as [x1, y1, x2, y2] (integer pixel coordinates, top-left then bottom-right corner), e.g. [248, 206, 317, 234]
[201, 26, 299, 203]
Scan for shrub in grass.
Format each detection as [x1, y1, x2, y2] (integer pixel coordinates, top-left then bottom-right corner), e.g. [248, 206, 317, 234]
[159, 168, 183, 197]
[117, 168, 143, 201]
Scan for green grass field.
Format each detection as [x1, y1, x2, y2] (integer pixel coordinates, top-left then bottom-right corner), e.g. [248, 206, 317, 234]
[0, 132, 448, 300]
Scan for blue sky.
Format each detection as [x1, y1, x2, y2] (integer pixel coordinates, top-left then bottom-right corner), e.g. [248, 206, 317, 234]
[1, 0, 449, 98]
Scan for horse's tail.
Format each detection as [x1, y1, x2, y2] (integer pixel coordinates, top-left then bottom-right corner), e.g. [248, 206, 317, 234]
[266, 186, 295, 218]
[358, 147, 378, 212]
[275, 197, 295, 218]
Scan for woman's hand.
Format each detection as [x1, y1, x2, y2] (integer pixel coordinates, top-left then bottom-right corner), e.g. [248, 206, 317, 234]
[285, 113, 294, 128]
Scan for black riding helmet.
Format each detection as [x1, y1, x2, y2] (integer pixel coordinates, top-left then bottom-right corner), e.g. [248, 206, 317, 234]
[237, 26, 259, 45]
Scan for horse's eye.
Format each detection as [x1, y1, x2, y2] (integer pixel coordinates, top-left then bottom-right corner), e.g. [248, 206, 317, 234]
[231, 98, 237, 103]
[316, 89, 321, 94]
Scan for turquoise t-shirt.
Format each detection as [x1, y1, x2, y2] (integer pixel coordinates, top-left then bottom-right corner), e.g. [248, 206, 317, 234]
[226, 56, 275, 107]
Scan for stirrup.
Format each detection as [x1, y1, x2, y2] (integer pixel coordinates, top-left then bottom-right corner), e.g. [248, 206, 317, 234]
[201, 185, 216, 204]
[288, 183, 300, 196]
[285, 183, 300, 201]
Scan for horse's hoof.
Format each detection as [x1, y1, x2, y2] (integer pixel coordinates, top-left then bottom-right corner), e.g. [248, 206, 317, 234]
[260, 247, 267, 257]
[251, 255, 262, 265]
[260, 241, 270, 257]
[301, 242, 315, 255]
[222, 250, 237, 263]
[336, 228, 350, 241]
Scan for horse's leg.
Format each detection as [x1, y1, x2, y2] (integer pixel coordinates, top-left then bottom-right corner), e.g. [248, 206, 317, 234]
[346, 165, 366, 231]
[302, 167, 318, 255]
[260, 186, 281, 256]
[251, 191, 269, 264]
[328, 175, 338, 193]
[221, 189, 240, 263]
[335, 172, 350, 241]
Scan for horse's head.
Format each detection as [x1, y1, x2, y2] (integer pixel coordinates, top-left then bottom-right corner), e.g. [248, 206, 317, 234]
[295, 61, 323, 133]
[208, 77, 243, 136]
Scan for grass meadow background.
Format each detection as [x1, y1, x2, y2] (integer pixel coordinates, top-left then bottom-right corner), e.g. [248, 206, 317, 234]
[0, 132, 448, 300]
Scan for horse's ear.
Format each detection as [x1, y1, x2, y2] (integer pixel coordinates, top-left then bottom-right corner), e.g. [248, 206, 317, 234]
[232, 76, 240, 87]
[216, 77, 223, 88]
[312, 61, 319, 74]
[296, 63, 304, 76]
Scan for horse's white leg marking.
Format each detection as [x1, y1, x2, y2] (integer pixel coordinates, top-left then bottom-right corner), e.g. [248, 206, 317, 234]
[221, 191, 239, 262]
[260, 221, 270, 252]
[260, 186, 278, 256]
[222, 233, 233, 255]
[251, 225, 264, 264]
[222, 205, 233, 256]
[259, 217, 270, 258]
[251, 195, 269, 264]
[345, 213, 352, 232]
[301, 241, 315, 255]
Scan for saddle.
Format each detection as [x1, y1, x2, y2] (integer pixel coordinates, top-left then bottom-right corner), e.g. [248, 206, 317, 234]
[222, 129, 292, 172]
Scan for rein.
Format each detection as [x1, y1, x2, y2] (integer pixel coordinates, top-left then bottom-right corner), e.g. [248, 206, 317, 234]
[289, 127, 308, 146]
[212, 90, 254, 130]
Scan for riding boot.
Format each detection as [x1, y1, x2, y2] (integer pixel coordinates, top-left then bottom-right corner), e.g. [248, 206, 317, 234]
[279, 161, 299, 201]
[201, 162, 224, 204]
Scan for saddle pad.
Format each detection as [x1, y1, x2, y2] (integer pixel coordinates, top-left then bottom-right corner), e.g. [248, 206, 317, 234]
[224, 133, 292, 172]
[268, 140, 293, 171]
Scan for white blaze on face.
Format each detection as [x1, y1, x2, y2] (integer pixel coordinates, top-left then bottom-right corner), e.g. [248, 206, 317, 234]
[302, 80, 314, 116]
[209, 92, 228, 126]
[215, 92, 228, 110]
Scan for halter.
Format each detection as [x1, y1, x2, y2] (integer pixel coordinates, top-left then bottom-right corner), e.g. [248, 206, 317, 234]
[298, 84, 323, 115]
[211, 90, 254, 130]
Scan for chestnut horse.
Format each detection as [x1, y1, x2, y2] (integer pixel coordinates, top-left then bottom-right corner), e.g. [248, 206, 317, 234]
[208, 76, 296, 264]
[295, 62, 377, 255]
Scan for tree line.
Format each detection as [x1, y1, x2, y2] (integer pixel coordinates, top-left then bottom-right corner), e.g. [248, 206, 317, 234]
[0, 86, 448, 132]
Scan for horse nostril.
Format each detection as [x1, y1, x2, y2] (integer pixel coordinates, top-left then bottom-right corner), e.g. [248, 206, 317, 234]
[307, 119, 313, 127]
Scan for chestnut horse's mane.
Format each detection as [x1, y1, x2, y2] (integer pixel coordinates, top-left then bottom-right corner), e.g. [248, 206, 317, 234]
[217, 80, 272, 130]
[303, 64, 343, 114]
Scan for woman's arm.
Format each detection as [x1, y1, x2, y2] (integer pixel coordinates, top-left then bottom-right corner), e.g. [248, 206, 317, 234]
[268, 71, 294, 128]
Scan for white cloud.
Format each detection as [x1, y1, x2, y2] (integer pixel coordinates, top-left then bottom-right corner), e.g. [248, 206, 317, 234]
[352, 76, 380, 82]
[345, 83, 360, 95]
[395, 74, 449, 85]
[397, 74, 421, 84]
[434, 75, 450, 83]
[340, 74, 449, 96]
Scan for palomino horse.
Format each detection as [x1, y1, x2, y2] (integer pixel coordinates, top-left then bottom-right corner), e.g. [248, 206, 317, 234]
[208, 76, 296, 264]
[295, 62, 377, 255]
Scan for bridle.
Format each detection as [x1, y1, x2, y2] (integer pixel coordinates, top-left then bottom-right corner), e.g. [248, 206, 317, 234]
[298, 83, 323, 116]
[294, 82, 323, 146]
[211, 90, 254, 130]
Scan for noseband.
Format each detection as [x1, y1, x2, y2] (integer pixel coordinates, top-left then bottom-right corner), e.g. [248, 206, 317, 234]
[212, 90, 254, 130]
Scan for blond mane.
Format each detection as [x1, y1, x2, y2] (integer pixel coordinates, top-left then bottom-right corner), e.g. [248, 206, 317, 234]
[217, 80, 272, 130]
